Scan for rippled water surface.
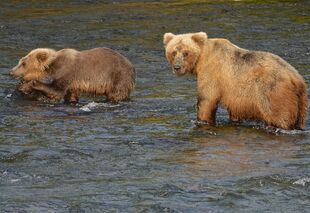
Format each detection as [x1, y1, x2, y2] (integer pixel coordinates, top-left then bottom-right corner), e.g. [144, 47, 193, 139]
[0, 1, 309, 212]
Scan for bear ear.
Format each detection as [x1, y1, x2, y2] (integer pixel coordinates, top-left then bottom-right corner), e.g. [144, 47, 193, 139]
[191, 32, 208, 46]
[35, 49, 57, 71]
[36, 52, 48, 62]
[163, 33, 175, 46]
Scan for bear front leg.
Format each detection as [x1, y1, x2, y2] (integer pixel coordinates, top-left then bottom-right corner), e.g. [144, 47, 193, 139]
[16, 81, 33, 95]
[64, 90, 79, 104]
[30, 81, 65, 101]
[197, 96, 218, 125]
[228, 110, 240, 123]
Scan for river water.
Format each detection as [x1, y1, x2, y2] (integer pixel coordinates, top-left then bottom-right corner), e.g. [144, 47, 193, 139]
[0, 1, 309, 212]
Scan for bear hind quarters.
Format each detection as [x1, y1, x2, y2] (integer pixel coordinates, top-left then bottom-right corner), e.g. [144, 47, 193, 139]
[264, 87, 308, 130]
[106, 80, 135, 103]
[295, 85, 308, 130]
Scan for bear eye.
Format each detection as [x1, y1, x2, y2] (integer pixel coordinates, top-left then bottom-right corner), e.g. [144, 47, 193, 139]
[22, 62, 26, 67]
[172, 51, 177, 57]
[183, 52, 189, 57]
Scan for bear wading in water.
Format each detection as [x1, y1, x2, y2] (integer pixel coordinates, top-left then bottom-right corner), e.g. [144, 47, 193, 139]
[163, 32, 308, 130]
[10, 47, 135, 103]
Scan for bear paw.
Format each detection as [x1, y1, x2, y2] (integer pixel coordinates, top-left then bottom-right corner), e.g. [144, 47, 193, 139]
[16, 81, 33, 94]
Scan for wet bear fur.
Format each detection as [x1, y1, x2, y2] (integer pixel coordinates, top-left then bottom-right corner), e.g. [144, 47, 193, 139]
[10, 47, 135, 103]
[163, 32, 308, 130]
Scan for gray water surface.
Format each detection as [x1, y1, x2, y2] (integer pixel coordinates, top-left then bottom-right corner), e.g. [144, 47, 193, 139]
[0, 1, 309, 212]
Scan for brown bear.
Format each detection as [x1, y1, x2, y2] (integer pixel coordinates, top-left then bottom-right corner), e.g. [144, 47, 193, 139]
[163, 32, 308, 130]
[10, 47, 135, 103]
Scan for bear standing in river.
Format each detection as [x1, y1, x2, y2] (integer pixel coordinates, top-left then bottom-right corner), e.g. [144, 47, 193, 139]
[10, 47, 135, 103]
[163, 32, 308, 130]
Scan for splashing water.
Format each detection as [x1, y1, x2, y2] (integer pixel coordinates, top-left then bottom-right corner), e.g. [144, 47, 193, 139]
[293, 177, 310, 186]
[79, 101, 120, 112]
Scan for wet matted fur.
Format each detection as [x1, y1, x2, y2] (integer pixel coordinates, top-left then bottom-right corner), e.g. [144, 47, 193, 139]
[10, 47, 135, 103]
[163, 32, 308, 130]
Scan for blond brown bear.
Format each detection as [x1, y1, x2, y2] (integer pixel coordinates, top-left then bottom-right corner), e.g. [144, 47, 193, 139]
[163, 32, 308, 130]
[10, 47, 135, 103]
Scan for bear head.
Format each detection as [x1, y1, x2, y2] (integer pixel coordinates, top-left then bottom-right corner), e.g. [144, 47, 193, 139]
[10, 48, 56, 81]
[163, 32, 207, 75]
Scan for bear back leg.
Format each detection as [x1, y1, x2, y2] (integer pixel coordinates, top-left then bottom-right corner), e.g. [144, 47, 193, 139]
[106, 87, 130, 103]
[106, 80, 134, 103]
[295, 81, 308, 129]
[262, 80, 305, 130]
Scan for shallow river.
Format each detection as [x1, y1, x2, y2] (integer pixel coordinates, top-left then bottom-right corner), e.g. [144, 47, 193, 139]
[0, 1, 309, 212]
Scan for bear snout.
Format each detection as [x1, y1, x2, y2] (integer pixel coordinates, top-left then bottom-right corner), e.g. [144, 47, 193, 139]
[172, 65, 186, 75]
[172, 61, 187, 75]
[173, 65, 181, 72]
[9, 69, 18, 77]
[9, 66, 24, 78]
[173, 58, 185, 74]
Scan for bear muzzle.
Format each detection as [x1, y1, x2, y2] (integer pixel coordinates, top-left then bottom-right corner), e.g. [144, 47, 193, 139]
[172, 66, 187, 75]
[9, 67, 23, 79]
[172, 58, 186, 75]
[9, 69, 17, 77]
[173, 65, 181, 72]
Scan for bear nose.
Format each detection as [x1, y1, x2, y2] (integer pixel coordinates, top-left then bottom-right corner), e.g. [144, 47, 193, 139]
[174, 65, 181, 71]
